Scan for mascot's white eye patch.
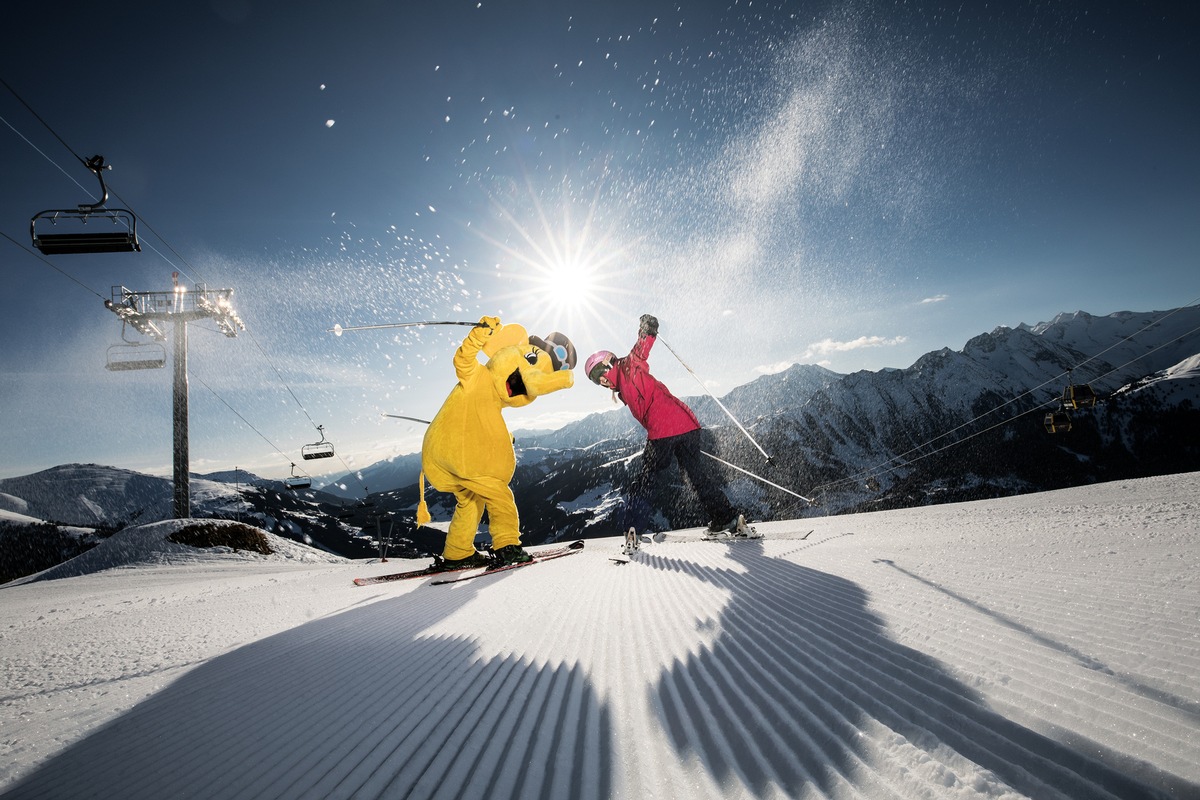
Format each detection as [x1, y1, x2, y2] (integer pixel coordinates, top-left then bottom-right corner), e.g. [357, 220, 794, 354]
[524, 351, 540, 366]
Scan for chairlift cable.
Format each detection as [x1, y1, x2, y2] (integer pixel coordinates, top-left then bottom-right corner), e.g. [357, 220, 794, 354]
[239, 329, 367, 492]
[0, 112, 93, 197]
[193, 374, 295, 467]
[243, 328, 322, 432]
[0, 230, 106, 300]
[0, 76, 89, 167]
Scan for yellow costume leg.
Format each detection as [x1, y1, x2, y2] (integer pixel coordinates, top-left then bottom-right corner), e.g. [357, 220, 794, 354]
[466, 476, 522, 550]
[444, 489, 486, 561]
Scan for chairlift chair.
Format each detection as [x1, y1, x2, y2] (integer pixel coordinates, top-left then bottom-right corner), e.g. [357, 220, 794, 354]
[301, 425, 335, 460]
[30, 155, 141, 255]
[864, 475, 881, 492]
[284, 463, 312, 490]
[105, 342, 166, 371]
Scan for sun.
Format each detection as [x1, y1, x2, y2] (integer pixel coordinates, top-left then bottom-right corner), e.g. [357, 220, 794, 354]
[473, 183, 637, 340]
[539, 257, 598, 310]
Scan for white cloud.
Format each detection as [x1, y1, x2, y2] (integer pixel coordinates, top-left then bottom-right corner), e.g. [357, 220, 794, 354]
[802, 335, 907, 360]
[754, 361, 795, 376]
[919, 294, 948, 304]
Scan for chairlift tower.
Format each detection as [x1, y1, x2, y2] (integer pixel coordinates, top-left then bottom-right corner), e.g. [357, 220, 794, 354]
[105, 274, 245, 518]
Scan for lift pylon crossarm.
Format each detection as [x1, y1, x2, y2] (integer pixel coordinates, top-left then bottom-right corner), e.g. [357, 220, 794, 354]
[104, 298, 166, 340]
[195, 292, 245, 338]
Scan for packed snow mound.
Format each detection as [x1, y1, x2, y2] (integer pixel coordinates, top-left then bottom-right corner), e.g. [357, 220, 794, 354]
[13, 518, 345, 583]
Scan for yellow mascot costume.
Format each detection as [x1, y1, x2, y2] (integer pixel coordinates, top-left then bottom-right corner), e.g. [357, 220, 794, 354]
[417, 316, 575, 566]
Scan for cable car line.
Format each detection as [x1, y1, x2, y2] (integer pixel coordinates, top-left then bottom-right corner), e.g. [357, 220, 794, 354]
[0, 230, 106, 300]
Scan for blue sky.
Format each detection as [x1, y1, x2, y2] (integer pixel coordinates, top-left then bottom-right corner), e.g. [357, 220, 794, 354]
[2, 0, 1197, 483]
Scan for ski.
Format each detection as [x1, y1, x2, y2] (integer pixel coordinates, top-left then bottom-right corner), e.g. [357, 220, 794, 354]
[430, 540, 585, 585]
[354, 540, 583, 586]
[354, 560, 476, 586]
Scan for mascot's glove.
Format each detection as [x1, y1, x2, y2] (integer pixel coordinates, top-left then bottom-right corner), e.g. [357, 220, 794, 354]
[469, 315, 502, 346]
[638, 314, 659, 337]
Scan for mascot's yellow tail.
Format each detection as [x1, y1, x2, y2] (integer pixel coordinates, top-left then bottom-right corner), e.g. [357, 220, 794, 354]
[416, 472, 431, 527]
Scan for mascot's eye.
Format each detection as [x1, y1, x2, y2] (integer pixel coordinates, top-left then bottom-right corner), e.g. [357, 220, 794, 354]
[524, 351, 540, 366]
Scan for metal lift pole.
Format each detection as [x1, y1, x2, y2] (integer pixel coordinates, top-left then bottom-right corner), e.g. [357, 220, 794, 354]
[105, 283, 244, 521]
[172, 315, 190, 519]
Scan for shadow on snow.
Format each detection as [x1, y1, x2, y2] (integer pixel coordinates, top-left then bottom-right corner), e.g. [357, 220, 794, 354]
[642, 540, 1185, 799]
[2, 572, 613, 800]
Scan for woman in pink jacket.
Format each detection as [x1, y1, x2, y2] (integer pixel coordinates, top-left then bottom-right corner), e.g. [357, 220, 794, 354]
[585, 314, 745, 539]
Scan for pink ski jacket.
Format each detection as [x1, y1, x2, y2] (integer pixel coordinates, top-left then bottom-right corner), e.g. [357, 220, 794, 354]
[606, 333, 701, 440]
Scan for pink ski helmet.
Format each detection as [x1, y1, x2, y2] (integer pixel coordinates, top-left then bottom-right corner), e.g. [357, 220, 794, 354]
[584, 350, 615, 384]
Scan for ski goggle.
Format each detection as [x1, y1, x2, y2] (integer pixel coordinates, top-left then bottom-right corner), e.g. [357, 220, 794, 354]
[548, 343, 571, 371]
[588, 358, 612, 384]
[528, 334, 576, 371]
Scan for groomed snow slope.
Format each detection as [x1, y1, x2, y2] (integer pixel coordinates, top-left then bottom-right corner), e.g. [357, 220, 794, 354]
[1, 474, 1197, 799]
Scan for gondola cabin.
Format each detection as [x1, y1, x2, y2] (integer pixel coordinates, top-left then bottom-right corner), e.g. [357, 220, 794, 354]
[1044, 410, 1072, 434]
[1062, 383, 1098, 410]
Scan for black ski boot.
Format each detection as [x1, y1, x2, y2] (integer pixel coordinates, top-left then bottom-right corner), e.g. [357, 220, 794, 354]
[491, 544, 533, 567]
[430, 550, 492, 573]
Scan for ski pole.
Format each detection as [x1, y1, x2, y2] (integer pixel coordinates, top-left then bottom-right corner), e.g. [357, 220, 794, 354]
[701, 451, 813, 505]
[328, 320, 485, 336]
[660, 337, 773, 463]
[382, 413, 432, 425]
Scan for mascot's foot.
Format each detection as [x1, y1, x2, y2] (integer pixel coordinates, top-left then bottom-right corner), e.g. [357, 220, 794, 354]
[491, 545, 533, 567]
[431, 551, 492, 572]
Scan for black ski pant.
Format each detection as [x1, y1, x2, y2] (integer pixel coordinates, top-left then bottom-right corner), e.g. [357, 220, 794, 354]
[620, 428, 735, 532]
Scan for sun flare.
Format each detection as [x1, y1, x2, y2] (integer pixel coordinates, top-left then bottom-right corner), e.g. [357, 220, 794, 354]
[474, 185, 637, 345]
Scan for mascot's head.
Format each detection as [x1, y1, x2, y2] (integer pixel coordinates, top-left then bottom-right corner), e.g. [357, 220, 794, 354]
[485, 326, 576, 408]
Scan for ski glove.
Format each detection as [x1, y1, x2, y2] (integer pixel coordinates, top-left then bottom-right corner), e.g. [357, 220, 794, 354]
[639, 314, 659, 337]
[468, 315, 502, 346]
